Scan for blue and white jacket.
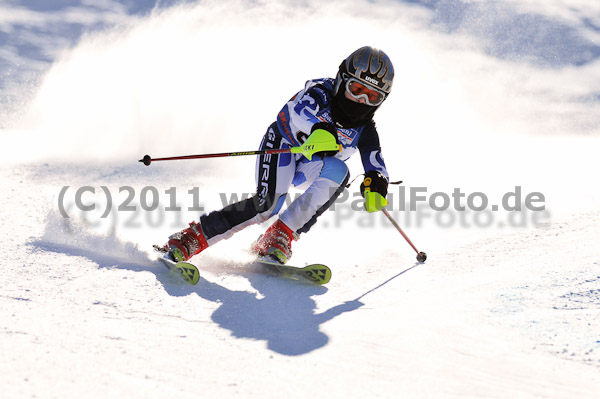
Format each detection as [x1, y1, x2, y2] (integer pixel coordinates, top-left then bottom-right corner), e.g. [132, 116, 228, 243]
[274, 78, 389, 178]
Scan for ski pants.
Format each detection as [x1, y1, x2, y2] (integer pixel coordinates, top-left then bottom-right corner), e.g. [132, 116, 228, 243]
[199, 122, 350, 246]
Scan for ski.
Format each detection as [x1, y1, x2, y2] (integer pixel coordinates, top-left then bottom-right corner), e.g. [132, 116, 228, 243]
[153, 245, 200, 285]
[152, 246, 330, 285]
[255, 257, 332, 285]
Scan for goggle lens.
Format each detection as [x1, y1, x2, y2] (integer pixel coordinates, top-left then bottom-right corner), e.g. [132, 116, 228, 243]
[346, 79, 386, 106]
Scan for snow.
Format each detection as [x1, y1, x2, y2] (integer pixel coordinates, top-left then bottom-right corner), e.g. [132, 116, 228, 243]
[1, 1, 600, 398]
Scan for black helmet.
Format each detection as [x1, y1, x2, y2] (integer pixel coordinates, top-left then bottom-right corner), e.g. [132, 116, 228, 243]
[331, 46, 394, 128]
[335, 46, 394, 95]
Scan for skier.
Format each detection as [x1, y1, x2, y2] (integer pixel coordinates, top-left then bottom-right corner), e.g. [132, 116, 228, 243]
[162, 46, 394, 265]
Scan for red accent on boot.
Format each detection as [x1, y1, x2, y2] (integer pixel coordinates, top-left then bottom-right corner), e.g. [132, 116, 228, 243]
[252, 219, 295, 259]
[166, 221, 208, 261]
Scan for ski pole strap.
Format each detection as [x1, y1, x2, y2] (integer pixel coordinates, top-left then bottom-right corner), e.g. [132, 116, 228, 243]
[345, 174, 403, 189]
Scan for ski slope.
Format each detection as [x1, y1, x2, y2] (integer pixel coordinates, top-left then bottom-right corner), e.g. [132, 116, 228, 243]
[1, 1, 600, 398]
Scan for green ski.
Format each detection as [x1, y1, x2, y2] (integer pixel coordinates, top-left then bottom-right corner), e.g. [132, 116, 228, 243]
[255, 257, 332, 285]
[153, 245, 200, 285]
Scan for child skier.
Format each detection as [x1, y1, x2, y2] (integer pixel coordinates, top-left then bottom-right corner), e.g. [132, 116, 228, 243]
[162, 46, 394, 264]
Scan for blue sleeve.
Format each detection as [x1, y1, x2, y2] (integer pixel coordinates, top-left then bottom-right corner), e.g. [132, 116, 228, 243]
[276, 80, 332, 146]
[358, 121, 389, 179]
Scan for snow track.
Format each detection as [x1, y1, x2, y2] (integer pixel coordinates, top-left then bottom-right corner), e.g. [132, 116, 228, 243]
[2, 0, 600, 397]
[1, 164, 600, 398]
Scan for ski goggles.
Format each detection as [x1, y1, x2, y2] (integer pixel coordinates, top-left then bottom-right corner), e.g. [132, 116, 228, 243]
[345, 78, 387, 106]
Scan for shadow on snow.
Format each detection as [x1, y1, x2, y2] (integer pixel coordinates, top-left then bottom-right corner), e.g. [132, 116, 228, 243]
[30, 214, 421, 356]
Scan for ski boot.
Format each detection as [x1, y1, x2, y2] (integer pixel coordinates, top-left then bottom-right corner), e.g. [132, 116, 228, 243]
[252, 219, 296, 264]
[163, 221, 208, 262]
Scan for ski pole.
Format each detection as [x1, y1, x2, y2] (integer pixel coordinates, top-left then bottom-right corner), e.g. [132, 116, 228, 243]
[139, 148, 292, 166]
[382, 208, 427, 263]
[139, 131, 343, 166]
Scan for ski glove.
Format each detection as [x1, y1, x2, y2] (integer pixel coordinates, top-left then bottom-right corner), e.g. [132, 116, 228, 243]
[360, 171, 389, 213]
[291, 122, 341, 161]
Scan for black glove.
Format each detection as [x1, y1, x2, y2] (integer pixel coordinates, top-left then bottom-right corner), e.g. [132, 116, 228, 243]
[309, 122, 340, 158]
[360, 170, 388, 198]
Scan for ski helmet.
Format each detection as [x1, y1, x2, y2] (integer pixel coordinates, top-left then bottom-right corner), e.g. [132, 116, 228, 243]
[335, 46, 394, 97]
[331, 46, 394, 128]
